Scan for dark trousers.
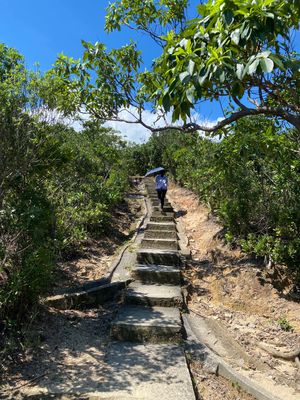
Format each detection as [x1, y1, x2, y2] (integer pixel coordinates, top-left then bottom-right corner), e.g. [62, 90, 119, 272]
[156, 189, 167, 209]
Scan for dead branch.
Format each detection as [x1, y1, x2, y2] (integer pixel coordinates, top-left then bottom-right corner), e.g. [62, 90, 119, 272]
[258, 342, 300, 361]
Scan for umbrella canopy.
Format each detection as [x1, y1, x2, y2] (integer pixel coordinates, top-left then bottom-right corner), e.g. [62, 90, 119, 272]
[144, 167, 165, 177]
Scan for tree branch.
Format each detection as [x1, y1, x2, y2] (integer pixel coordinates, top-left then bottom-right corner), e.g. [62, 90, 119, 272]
[232, 96, 248, 111]
[86, 102, 300, 135]
[152, 107, 300, 133]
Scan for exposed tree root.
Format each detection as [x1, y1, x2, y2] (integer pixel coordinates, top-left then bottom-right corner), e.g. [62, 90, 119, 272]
[258, 342, 300, 369]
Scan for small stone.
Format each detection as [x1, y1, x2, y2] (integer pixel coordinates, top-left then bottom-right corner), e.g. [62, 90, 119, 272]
[203, 355, 219, 374]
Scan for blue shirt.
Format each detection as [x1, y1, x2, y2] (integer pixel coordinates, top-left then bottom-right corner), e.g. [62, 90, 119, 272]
[155, 175, 168, 190]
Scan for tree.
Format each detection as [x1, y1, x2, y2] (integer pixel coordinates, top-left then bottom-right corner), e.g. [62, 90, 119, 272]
[153, 0, 300, 133]
[0, 44, 131, 320]
[130, 117, 300, 271]
[47, 0, 300, 134]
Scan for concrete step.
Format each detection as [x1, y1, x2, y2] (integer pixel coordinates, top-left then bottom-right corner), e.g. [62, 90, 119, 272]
[132, 264, 181, 285]
[144, 230, 178, 239]
[141, 238, 178, 250]
[20, 342, 196, 399]
[147, 192, 157, 195]
[150, 198, 171, 203]
[126, 283, 183, 307]
[147, 222, 177, 231]
[150, 201, 172, 207]
[152, 210, 174, 216]
[153, 206, 174, 212]
[111, 305, 182, 342]
[149, 200, 172, 206]
[150, 213, 174, 223]
[137, 249, 181, 266]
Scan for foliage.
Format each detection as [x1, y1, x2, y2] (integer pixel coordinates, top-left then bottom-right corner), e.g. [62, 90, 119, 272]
[130, 117, 300, 274]
[105, 0, 188, 44]
[46, 41, 142, 121]
[0, 45, 130, 323]
[277, 316, 294, 332]
[45, 0, 300, 133]
[46, 121, 129, 251]
[152, 0, 300, 130]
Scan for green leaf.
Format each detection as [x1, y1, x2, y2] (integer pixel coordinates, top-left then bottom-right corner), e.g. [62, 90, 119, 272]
[236, 64, 244, 80]
[240, 24, 250, 39]
[269, 54, 285, 70]
[197, 4, 207, 16]
[188, 60, 195, 76]
[232, 81, 244, 98]
[224, 10, 234, 26]
[260, 58, 274, 73]
[162, 93, 171, 112]
[219, 71, 225, 83]
[179, 71, 190, 84]
[248, 59, 260, 75]
[186, 87, 195, 103]
[198, 71, 209, 86]
[230, 29, 240, 45]
[172, 105, 181, 122]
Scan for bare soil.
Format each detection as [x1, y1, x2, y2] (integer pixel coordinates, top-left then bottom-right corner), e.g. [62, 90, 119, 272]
[168, 182, 300, 400]
[0, 304, 117, 398]
[190, 360, 255, 400]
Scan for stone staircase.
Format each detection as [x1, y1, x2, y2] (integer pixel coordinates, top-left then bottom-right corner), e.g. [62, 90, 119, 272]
[18, 178, 196, 400]
[111, 178, 185, 344]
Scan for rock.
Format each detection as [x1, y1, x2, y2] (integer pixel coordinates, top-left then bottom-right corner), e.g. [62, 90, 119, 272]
[202, 355, 219, 374]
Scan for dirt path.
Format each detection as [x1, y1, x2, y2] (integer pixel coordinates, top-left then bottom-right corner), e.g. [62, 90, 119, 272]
[168, 182, 300, 400]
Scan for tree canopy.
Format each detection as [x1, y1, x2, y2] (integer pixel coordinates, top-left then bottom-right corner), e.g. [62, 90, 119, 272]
[153, 0, 300, 132]
[47, 0, 300, 134]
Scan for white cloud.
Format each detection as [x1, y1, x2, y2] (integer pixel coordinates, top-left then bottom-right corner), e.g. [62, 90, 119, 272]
[104, 106, 223, 144]
[45, 105, 223, 144]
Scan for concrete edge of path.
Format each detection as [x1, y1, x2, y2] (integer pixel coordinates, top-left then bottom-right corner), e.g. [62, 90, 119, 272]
[107, 193, 149, 280]
[176, 220, 191, 260]
[41, 280, 132, 310]
[182, 314, 283, 400]
[41, 190, 150, 310]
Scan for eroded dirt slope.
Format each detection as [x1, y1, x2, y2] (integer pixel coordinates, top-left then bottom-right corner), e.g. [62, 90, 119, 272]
[168, 182, 300, 399]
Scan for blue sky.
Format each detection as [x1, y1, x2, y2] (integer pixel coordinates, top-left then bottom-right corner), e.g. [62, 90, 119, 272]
[1, 0, 218, 141]
[0, 1, 201, 70]
[1, 1, 299, 142]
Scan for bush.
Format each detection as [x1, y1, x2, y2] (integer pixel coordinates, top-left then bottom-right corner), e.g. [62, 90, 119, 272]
[130, 118, 300, 276]
[0, 45, 131, 322]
